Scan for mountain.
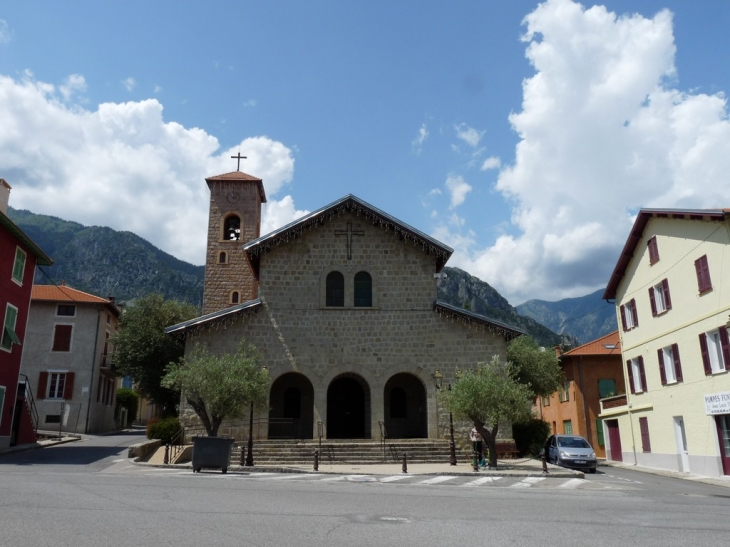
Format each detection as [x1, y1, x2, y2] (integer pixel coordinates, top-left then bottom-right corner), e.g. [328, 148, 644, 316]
[437, 267, 574, 348]
[515, 289, 618, 345]
[8, 207, 205, 306]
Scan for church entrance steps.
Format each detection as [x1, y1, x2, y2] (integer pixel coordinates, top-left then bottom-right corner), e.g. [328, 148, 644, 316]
[229, 439, 459, 465]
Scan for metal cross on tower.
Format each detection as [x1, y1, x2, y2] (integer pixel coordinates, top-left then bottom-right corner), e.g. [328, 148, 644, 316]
[231, 152, 247, 171]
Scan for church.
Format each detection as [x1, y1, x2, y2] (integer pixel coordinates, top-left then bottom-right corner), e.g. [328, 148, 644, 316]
[166, 169, 524, 441]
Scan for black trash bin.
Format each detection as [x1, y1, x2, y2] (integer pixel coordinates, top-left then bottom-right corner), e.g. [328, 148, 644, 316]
[192, 436, 234, 473]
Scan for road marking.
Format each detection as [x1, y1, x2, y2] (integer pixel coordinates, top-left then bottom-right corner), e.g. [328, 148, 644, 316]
[379, 475, 409, 482]
[558, 478, 587, 489]
[320, 475, 347, 481]
[419, 476, 457, 485]
[269, 474, 309, 480]
[510, 477, 546, 488]
[464, 477, 503, 486]
[112, 459, 126, 463]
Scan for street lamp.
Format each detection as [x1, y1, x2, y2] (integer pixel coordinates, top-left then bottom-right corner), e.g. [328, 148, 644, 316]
[432, 369, 443, 390]
[245, 400, 254, 466]
[433, 368, 456, 466]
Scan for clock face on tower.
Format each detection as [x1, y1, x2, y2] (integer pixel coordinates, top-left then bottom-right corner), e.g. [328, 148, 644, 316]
[226, 191, 240, 203]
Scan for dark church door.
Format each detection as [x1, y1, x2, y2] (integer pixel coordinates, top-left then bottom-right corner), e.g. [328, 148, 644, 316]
[327, 376, 367, 438]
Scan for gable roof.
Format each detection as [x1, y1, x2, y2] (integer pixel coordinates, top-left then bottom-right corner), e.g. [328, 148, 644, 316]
[0, 209, 53, 266]
[562, 330, 620, 357]
[603, 208, 729, 300]
[243, 194, 454, 278]
[32, 284, 120, 316]
[205, 171, 267, 203]
[433, 300, 524, 340]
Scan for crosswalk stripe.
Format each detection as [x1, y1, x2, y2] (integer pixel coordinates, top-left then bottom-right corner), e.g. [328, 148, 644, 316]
[464, 477, 503, 486]
[379, 475, 409, 482]
[319, 475, 347, 481]
[510, 477, 546, 488]
[419, 476, 457, 485]
[558, 478, 587, 489]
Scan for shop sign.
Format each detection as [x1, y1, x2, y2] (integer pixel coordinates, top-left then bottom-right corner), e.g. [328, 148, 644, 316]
[704, 391, 730, 415]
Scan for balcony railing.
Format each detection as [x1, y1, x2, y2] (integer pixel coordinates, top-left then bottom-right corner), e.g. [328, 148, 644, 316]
[99, 352, 114, 368]
[599, 393, 627, 413]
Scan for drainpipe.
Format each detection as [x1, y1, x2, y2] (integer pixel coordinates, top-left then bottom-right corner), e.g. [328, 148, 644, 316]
[84, 307, 102, 434]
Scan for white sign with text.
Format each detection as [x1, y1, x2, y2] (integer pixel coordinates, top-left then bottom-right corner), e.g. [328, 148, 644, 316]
[704, 391, 730, 415]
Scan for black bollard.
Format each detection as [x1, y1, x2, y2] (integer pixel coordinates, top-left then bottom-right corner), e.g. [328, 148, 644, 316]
[473, 450, 479, 472]
[402, 453, 408, 474]
[164, 444, 170, 465]
[542, 453, 549, 474]
[239, 445, 246, 466]
[314, 450, 319, 471]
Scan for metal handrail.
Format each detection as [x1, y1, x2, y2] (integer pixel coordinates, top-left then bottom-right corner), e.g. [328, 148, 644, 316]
[378, 420, 387, 461]
[18, 374, 39, 435]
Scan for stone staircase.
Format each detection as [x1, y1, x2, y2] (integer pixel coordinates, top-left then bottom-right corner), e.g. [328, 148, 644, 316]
[230, 439, 462, 466]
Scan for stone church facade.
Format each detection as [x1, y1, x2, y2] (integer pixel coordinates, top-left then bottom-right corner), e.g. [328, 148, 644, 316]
[167, 170, 523, 440]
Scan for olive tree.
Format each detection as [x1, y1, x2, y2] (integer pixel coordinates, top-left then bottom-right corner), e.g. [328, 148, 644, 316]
[162, 342, 269, 437]
[506, 335, 563, 398]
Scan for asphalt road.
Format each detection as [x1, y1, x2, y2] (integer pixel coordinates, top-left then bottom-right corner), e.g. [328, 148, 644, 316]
[2, 433, 729, 547]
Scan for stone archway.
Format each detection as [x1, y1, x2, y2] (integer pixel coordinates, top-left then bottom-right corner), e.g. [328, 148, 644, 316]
[383, 373, 427, 438]
[268, 373, 314, 439]
[327, 374, 371, 439]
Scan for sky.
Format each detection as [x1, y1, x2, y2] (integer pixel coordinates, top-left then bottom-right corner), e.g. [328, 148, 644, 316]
[2, 0, 730, 305]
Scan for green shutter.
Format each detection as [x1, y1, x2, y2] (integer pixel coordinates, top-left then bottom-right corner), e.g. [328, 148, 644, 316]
[563, 420, 573, 434]
[2, 306, 19, 350]
[0, 386, 5, 424]
[12, 248, 26, 283]
[596, 419, 604, 445]
[598, 379, 616, 398]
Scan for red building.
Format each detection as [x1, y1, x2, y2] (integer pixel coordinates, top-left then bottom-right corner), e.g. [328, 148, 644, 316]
[0, 179, 53, 449]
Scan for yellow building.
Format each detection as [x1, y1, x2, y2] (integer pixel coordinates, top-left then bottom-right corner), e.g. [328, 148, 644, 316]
[602, 208, 730, 478]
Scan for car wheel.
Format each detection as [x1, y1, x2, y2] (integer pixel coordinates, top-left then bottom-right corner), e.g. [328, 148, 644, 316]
[222, 468, 227, 474]
[589, 468, 597, 474]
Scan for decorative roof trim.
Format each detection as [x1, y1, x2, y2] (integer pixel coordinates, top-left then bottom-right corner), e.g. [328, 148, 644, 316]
[165, 299, 262, 340]
[433, 300, 524, 341]
[205, 171, 267, 203]
[244, 195, 453, 278]
[603, 208, 728, 300]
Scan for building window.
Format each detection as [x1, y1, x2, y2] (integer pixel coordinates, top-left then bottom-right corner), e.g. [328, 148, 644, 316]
[47, 372, 67, 399]
[219, 251, 227, 264]
[620, 299, 638, 331]
[657, 344, 683, 385]
[353, 271, 372, 307]
[627, 356, 647, 394]
[647, 236, 659, 265]
[598, 379, 616, 398]
[37, 371, 74, 401]
[231, 291, 240, 304]
[326, 272, 344, 307]
[57, 305, 76, 317]
[695, 255, 712, 294]
[223, 215, 241, 241]
[12, 247, 27, 284]
[639, 417, 651, 452]
[559, 381, 570, 402]
[1, 304, 20, 351]
[45, 414, 61, 424]
[541, 395, 551, 407]
[700, 328, 730, 375]
[121, 376, 134, 389]
[52, 324, 73, 352]
[563, 420, 573, 434]
[649, 279, 672, 316]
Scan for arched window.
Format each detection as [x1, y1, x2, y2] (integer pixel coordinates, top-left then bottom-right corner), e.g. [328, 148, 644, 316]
[354, 271, 372, 307]
[231, 291, 240, 304]
[224, 215, 241, 241]
[219, 251, 227, 264]
[390, 387, 407, 419]
[283, 387, 301, 419]
[326, 272, 344, 307]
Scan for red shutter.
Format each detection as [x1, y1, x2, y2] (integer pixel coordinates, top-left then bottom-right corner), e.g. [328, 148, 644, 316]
[620, 305, 627, 331]
[672, 343, 683, 382]
[627, 360, 636, 394]
[63, 373, 75, 400]
[648, 237, 659, 264]
[695, 256, 712, 293]
[52, 325, 73, 352]
[699, 333, 712, 375]
[37, 371, 48, 400]
[638, 356, 647, 392]
[720, 328, 730, 370]
[649, 288, 657, 316]
[657, 349, 667, 386]
[639, 417, 651, 452]
[662, 279, 672, 310]
[630, 299, 639, 327]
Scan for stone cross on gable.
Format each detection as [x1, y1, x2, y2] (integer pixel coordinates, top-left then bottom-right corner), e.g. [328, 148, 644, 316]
[334, 222, 364, 260]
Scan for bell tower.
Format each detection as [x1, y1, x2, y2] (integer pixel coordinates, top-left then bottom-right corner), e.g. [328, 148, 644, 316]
[202, 170, 266, 315]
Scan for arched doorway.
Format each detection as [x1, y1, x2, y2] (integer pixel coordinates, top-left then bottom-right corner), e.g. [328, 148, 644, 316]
[383, 373, 427, 438]
[327, 374, 371, 439]
[268, 373, 314, 439]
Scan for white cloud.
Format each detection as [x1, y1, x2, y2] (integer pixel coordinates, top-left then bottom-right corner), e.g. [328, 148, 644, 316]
[0, 73, 298, 266]
[480, 156, 501, 171]
[0, 19, 11, 43]
[261, 195, 309, 234]
[154, 85, 163, 94]
[122, 77, 136, 92]
[428, 188, 442, 196]
[445, 174, 472, 208]
[444, 0, 730, 304]
[243, 99, 257, 107]
[59, 74, 87, 101]
[454, 123, 484, 147]
[412, 123, 429, 154]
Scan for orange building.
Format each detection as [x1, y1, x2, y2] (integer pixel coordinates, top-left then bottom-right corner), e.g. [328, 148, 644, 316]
[536, 331, 625, 458]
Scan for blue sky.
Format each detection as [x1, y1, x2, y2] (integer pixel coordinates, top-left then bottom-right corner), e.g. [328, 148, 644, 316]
[2, 0, 730, 304]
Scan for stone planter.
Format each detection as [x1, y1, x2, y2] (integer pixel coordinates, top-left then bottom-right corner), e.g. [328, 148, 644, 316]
[192, 436, 234, 473]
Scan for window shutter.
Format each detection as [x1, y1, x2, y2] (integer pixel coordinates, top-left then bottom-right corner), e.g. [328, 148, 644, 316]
[630, 299, 639, 327]
[638, 356, 647, 392]
[662, 279, 672, 310]
[648, 237, 659, 264]
[596, 419, 605, 446]
[657, 349, 667, 386]
[720, 328, 730, 370]
[620, 305, 627, 331]
[699, 333, 712, 375]
[672, 343, 683, 382]
[627, 360, 635, 394]
[649, 288, 657, 316]
[639, 417, 651, 453]
[37, 371, 48, 400]
[63, 373, 75, 400]
[52, 325, 73, 352]
[695, 256, 712, 293]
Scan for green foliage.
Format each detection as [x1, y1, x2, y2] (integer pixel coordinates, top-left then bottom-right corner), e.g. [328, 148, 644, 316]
[112, 294, 199, 414]
[506, 336, 563, 398]
[115, 388, 139, 427]
[512, 417, 551, 457]
[162, 341, 269, 437]
[146, 416, 182, 444]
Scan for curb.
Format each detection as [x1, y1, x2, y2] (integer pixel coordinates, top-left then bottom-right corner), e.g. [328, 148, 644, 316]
[599, 459, 730, 489]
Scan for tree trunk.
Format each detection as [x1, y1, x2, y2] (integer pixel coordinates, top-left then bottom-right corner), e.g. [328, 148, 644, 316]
[187, 396, 214, 437]
[475, 422, 499, 468]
